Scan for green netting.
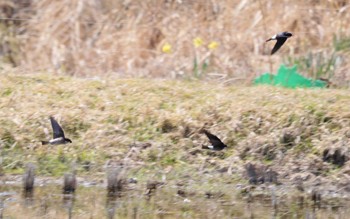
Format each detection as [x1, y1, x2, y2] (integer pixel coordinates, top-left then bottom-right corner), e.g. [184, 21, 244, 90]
[254, 64, 327, 88]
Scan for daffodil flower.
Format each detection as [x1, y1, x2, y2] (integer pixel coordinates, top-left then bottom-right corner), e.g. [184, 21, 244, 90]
[193, 37, 204, 48]
[208, 41, 219, 50]
[162, 43, 172, 53]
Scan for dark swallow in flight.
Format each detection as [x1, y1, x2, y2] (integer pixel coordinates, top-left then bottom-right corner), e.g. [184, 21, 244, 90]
[201, 129, 227, 151]
[266, 32, 293, 55]
[42, 116, 72, 145]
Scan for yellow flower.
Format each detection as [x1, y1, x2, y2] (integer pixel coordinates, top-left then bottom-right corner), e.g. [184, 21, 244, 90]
[193, 37, 204, 48]
[208, 41, 219, 50]
[162, 43, 172, 53]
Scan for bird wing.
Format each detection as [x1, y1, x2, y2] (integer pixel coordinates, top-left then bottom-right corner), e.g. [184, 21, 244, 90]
[50, 116, 65, 138]
[203, 130, 224, 147]
[271, 38, 287, 55]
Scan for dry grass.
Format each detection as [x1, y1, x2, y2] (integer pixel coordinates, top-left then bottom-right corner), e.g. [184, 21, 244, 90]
[0, 0, 349, 84]
[1, 71, 350, 215]
[2, 72, 350, 194]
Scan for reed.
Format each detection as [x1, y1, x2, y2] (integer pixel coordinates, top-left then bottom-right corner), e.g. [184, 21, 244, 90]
[106, 165, 124, 196]
[0, 0, 348, 85]
[63, 172, 77, 194]
[22, 163, 35, 193]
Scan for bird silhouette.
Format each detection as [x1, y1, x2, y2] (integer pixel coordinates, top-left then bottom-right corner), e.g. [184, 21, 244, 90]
[201, 129, 227, 151]
[42, 116, 72, 145]
[266, 32, 292, 55]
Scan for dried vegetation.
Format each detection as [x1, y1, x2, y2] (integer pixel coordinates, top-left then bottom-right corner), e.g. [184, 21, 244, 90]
[1, 73, 350, 195]
[0, 0, 349, 85]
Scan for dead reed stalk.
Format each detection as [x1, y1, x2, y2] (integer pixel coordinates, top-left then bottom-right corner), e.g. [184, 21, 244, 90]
[22, 163, 35, 193]
[1, 0, 348, 83]
[63, 172, 77, 194]
[106, 164, 125, 196]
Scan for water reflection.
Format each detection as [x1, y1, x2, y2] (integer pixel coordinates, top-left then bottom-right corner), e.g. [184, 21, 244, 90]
[0, 184, 350, 218]
[0, 197, 4, 219]
[106, 196, 118, 219]
[22, 190, 34, 207]
[63, 194, 75, 219]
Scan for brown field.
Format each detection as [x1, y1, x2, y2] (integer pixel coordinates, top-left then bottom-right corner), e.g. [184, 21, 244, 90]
[0, 0, 349, 85]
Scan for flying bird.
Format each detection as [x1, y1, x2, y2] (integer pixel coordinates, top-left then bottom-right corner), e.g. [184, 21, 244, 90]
[42, 116, 72, 145]
[201, 129, 227, 151]
[266, 32, 293, 55]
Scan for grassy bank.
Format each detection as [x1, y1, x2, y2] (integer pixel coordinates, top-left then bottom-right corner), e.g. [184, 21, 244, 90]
[1, 72, 350, 193]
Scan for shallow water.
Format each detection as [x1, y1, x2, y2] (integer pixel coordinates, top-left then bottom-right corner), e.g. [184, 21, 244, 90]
[1, 183, 350, 219]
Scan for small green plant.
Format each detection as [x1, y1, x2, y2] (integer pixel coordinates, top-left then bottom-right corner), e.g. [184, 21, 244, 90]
[284, 51, 336, 79]
[161, 153, 177, 166]
[1, 130, 17, 148]
[1, 88, 12, 97]
[193, 57, 209, 79]
[284, 34, 350, 81]
[333, 34, 350, 52]
[147, 149, 159, 162]
[192, 37, 219, 79]
[37, 154, 69, 175]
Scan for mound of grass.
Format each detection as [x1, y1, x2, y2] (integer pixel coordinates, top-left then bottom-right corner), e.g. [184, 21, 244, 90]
[1, 73, 350, 190]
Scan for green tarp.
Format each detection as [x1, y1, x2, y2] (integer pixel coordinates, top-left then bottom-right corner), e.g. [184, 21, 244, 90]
[254, 65, 327, 88]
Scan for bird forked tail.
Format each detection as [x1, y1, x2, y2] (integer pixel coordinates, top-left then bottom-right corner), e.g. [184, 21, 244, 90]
[202, 145, 209, 150]
[41, 141, 49, 145]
